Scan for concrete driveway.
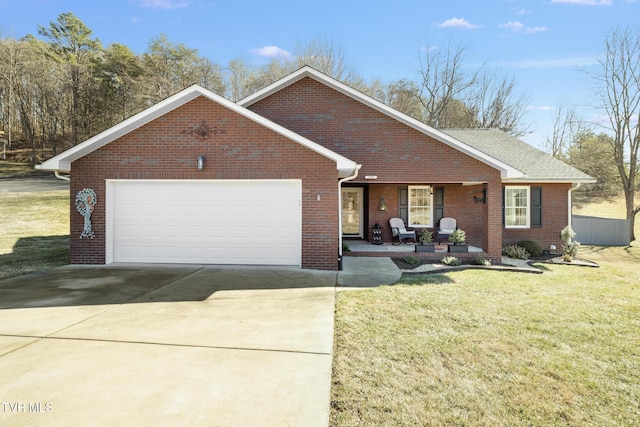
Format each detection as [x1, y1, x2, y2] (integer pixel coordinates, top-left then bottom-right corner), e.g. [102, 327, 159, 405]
[0, 264, 337, 426]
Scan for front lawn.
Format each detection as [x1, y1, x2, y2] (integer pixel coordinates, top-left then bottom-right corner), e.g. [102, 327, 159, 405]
[0, 190, 70, 280]
[331, 246, 640, 426]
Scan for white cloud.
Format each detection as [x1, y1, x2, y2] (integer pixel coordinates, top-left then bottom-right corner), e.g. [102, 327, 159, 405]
[526, 105, 555, 111]
[437, 17, 482, 30]
[551, 0, 612, 5]
[515, 8, 530, 15]
[130, 17, 142, 23]
[251, 46, 296, 62]
[133, 0, 190, 10]
[499, 21, 549, 34]
[526, 26, 550, 34]
[500, 21, 525, 32]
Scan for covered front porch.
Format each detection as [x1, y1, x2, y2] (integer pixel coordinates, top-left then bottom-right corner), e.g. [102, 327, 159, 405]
[341, 180, 501, 263]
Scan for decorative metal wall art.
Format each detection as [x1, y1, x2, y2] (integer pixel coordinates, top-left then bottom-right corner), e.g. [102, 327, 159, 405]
[75, 188, 97, 239]
[180, 120, 227, 141]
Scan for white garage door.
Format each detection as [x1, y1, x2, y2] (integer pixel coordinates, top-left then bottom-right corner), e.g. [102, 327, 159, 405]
[107, 180, 301, 265]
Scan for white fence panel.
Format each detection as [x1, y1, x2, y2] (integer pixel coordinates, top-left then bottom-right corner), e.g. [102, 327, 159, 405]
[572, 215, 631, 246]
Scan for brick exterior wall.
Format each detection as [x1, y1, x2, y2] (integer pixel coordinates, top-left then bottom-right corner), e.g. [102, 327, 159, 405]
[70, 96, 340, 270]
[503, 183, 572, 252]
[70, 77, 575, 269]
[248, 77, 505, 261]
[365, 184, 490, 248]
[248, 77, 573, 261]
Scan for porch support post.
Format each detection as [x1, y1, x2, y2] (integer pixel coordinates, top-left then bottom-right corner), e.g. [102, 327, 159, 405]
[486, 178, 503, 261]
[338, 166, 361, 268]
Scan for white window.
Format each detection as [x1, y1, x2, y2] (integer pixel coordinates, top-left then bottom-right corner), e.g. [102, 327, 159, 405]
[408, 186, 433, 227]
[504, 186, 530, 228]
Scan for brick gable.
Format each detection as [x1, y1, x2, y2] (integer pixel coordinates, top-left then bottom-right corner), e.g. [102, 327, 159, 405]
[70, 96, 340, 269]
[248, 77, 499, 184]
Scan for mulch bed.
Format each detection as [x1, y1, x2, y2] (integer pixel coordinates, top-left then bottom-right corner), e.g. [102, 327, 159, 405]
[391, 257, 503, 270]
[392, 252, 599, 271]
[538, 256, 599, 268]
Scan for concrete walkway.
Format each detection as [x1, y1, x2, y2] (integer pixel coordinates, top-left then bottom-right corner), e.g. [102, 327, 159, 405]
[336, 255, 541, 289]
[0, 264, 336, 426]
[337, 257, 403, 288]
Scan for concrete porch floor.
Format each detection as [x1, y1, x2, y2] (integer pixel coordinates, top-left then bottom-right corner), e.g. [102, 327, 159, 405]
[344, 240, 484, 254]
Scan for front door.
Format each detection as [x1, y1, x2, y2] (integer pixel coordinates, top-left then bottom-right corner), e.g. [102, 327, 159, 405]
[341, 187, 364, 238]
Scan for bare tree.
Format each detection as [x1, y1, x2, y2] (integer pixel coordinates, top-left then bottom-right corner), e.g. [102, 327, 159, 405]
[593, 26, 640, 241]
[0, 36, 53, 160]
[225, 38, 366, 101]
[417, 41, 478, 128]
[416, 41, 529, 135]
[291, 37, 363, 86]
[369, 78, 424, 121]
[0, 36, 19, 148]
[546, 106, 585, 158]
[470, 72, 530, 137]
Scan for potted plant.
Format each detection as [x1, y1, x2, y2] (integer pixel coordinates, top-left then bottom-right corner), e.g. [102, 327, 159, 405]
[448, 228, 468, 253]
[415, 229, 435, 253]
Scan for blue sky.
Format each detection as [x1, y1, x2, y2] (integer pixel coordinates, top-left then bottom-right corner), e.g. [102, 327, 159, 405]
[1, 0, 638, 150]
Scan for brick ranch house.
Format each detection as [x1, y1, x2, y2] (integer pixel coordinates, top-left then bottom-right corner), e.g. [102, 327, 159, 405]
[38, 66, 594, 270]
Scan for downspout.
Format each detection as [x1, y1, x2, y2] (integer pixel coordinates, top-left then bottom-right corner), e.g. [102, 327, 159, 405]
[54, 171, 71, 182]
[568, 183, 581, 227]
[338, 165, 361, 270]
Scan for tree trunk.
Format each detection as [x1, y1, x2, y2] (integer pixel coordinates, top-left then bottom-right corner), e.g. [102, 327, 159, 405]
[624, 189, 637, 242]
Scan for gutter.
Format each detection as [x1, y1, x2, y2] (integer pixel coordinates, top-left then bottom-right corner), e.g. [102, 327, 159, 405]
[568, 183, 581, 227]
[54, 171, 70, 182]
[337, 165, 362, 270]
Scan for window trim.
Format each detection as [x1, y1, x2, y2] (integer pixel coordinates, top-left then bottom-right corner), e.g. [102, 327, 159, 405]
[408, 185, 434, 227]
[504, 186, 531, 229]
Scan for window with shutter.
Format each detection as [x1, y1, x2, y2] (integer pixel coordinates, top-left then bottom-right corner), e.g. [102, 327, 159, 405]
[504, 186, 530, 228]
[532, 187, 542, 228]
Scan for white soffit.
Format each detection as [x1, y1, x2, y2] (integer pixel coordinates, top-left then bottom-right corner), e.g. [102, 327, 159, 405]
[37, 84, 358, 177]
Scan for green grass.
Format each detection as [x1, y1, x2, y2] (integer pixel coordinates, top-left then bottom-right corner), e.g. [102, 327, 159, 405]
[0, 190, 70, 279]
[331, 246, 640, 426]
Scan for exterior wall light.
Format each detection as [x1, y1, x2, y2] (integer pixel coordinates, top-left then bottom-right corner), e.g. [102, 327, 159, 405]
[473, 187, 487, 203]
[379, 196, 387, 212]
[197, 155, 206, 171]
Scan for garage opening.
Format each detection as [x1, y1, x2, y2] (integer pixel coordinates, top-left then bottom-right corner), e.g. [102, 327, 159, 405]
[106, 180, 302, 266]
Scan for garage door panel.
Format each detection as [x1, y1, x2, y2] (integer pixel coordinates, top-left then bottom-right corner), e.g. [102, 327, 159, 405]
[109, 180, 301, 265]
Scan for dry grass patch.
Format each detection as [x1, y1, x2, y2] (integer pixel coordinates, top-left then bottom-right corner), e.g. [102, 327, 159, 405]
[331, 246, 640, 426]
[0, 190, 70, 279]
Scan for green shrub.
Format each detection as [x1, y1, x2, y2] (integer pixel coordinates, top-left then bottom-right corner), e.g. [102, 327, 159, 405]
[561, 225, 580, 262]
[474, 257, 491, 266]
[516, 239, 543, 257]
[449, 229, 466, 245]
[419, 229, 434, 245]
[402, 256, 420, 265]
[502, 245, 530, 260]
[441, 256, 461, 266]
[343, 243, 351, 253]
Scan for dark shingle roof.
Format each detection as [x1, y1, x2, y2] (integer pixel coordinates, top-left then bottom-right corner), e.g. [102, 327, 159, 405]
[442, 128, 595, 183]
